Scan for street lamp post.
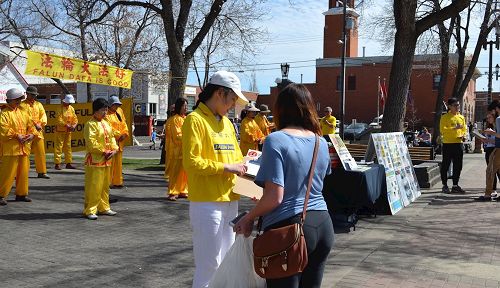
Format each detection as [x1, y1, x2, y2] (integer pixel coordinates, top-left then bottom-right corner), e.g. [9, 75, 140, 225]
[278, 63, 291, 89]
[339, 1, 347, 140]
[485, 10, 500, 103]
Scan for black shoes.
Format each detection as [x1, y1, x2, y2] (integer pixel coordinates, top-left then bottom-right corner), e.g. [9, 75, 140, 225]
[37, 173, 50, 179]
[15, 196, 32, 202]
[451, 185, 466, 194]
[0, 198, 7, 206]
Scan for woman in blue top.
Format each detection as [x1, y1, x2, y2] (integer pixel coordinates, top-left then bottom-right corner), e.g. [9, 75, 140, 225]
[234, 83, 333, 288]
[476, 112, 499, 201]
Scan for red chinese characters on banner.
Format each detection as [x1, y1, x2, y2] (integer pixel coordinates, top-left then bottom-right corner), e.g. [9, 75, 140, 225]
[115, 68, 126, 80]
[81, 62, 91, 75]
[99, 65, 109, 77]
[41, 54, 53, 69]
[61, 58, 74, 71]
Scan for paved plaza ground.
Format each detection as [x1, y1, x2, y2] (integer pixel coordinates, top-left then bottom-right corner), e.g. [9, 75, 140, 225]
[0, 146, 499, 287]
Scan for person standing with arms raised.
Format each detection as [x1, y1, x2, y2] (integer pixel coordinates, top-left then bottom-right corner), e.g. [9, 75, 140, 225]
[0, 88, 35, 205]
[54, 94, 78, 170]
[20, 86, 50, 179]
[439, 97, 467, 194]
[182, 71, 248, 288]
[105, 95, 129, 189]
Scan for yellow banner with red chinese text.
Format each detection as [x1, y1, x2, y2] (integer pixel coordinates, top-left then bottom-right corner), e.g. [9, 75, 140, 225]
[24, 50, 133, 89]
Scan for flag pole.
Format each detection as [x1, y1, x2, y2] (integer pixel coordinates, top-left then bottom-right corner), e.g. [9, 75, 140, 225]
[377, 76, 380, 126]
[382, 78, 387, 114]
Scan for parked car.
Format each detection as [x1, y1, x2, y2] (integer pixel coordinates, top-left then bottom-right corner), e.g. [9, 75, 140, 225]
[369, 115, 383, 127]
[344, 123, 370, 140]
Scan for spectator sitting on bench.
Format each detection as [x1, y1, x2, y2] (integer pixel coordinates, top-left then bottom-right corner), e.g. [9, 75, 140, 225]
[417, 127, 432, 147]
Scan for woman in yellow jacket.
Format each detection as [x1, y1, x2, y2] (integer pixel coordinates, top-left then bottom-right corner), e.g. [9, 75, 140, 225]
[105, 96, 129, 188]
[0, 88, 34, 206]
[239, 103, 264, 155]
[20, 86, 50, 179]
[83, 98, 119, 220]
[166, 98, 189, 201]
[182, 71, 248, 288]
[54, 94, 78, 170]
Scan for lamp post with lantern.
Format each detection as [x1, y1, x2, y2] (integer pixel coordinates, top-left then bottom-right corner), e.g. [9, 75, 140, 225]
[485, 10, 500, 104]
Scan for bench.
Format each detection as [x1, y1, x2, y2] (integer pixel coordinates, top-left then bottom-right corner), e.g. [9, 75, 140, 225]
[344, 143, 435, 162]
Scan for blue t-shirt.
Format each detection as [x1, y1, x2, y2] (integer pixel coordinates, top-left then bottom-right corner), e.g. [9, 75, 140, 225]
[255, 131, 331, 229]
[496, 117, 500, 148]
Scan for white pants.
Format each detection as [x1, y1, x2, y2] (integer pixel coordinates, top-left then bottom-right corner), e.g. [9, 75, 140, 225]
[190, 201, 238, 288]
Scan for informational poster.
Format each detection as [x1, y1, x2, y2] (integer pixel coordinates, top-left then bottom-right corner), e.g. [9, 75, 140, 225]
[328, 134, 358, 170]
[369, 132, 420, 214]
[42, 98, 133, 153]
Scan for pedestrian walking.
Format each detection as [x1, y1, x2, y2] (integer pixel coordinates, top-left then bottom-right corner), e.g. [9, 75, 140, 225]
[234, 83, 333, 288]
[105, 95, 129, 189]
[0, 88, 35, 205]
[20, 86, 50, 179]
[54, 94, 78, 170]
[150, 128, 157, 150]
[182, 70, 248, 288]
[83, 98, 118, 220]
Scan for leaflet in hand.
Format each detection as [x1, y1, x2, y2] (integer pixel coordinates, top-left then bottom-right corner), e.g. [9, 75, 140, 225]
[244, 149, 262, 178]
[472, 129, 487, 140]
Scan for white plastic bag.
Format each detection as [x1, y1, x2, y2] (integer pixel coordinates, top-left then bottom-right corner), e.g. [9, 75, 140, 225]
[208, 235, 266, 288]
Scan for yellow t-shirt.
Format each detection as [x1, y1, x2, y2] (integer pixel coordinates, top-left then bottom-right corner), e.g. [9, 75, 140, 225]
[84, 118, 118, 167]
[439, 112, 466, 144]
[182, 103, 243, 202]
[254, 114, 271, 136]
[20, 100, 47, 140]
[55, 105, 78, 133]
[240, 116, 265, 155]
[321, 115, 336, 135]
[0, 106, 33, 156]
[104, 107, 129, 151]
[166, 114, 185, 160]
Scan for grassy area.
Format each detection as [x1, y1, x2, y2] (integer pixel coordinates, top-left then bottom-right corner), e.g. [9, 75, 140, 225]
[30, 155, 163, 171]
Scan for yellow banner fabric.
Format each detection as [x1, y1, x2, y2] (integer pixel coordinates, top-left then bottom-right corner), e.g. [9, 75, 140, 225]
[42, 98, 133, 153]
[25, 50, 133, 89]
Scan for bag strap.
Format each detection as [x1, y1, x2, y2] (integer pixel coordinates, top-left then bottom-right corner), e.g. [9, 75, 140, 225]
[301, 135, 320, 223]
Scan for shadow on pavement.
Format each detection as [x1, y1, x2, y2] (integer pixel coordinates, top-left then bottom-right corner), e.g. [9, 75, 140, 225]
[0, 212, 82, 220]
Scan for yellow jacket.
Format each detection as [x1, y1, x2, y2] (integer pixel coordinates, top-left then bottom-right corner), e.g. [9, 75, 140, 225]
[105, 107, 129, 151]
[84, 118, 118, 167]
[0, 106, 33, 156]
[440, 112, 466, 144]
[166, 114, 185, 161]
[55, 105, 78, 133]
[240, 116, 264, 155]
[182, 102, 243, 202]
[254, 114, 272, 136]
[321, 115, 336, 135]
[20, 100, 47, 140]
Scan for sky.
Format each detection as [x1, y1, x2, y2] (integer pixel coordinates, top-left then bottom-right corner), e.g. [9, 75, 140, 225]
[186, 0, 500, 95]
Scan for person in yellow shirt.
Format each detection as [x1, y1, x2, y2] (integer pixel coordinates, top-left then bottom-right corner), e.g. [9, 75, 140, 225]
[254, 104, 275, 137]
[105, 95, 129, 189]
[320, 106, 337, 136]
[439, 97, 467, 194]
[54, 94, 78, 170]
[20, 86, 50, 179]
[166, 97, 189, 201]
[0, 88, 35, 206]
[83, 98, 119, 220]
[239, 103, 264, 155]
[182, 71, 248, 288]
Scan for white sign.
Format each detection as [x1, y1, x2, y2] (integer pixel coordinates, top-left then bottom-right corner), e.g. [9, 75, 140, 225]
[328, 134, 358, 170]
[0, 63, 28, 103]
[184, 86, 197, 95]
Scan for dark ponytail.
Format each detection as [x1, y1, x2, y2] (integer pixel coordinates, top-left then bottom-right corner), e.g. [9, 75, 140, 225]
[193, 84, 230, 110]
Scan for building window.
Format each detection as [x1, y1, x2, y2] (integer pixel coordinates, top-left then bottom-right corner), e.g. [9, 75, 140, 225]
[432, 74, 441, 90]
[347, 75, 356, 90]
[336, 76, 341, 91]
[187, 96, 196, 112]
[149, 103, 157, 116]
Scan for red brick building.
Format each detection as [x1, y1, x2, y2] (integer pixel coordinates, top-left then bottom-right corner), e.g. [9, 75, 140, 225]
[258, 0, 478, 129]
[475, 91, 500, 122]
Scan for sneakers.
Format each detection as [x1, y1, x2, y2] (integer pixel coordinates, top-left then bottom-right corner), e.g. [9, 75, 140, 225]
[54, 164, 62, 170]
[15, 196, 32, 202]
[0, 198, 7, 206]
[442, 185, 450, 194]
[451, 185, 466, 194]
[474, 195, 492, 201]
[167, 194, 177, 201]
[66, 163, 77, 169]
[87, 214, 98, 220]
[178, 193, 188, 199]
[98, 210, 117, 216]
[37, 173, 50, 179]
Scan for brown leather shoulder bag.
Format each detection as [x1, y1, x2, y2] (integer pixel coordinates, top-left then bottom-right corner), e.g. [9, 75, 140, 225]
[253, 135, 319, 279]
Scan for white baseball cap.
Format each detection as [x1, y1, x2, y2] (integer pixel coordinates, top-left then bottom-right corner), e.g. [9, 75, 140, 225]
[208, 71, 248, 105]
[62, 94, 75, 104]
[6, 88, 24, 100]
[109, 95, 122, 106]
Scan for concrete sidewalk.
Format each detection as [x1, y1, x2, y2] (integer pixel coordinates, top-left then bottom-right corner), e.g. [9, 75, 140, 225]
[0, 152, 495, 287]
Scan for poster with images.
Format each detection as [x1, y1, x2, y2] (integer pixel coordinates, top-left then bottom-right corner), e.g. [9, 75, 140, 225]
[370, 132, 421, 215]
[328, 134, 358, 170]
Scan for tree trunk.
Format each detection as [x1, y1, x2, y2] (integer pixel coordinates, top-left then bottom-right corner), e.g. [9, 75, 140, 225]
[167, 57, 189, 108]
[432, 36, 450, 145]
[381, 1, 417, 132]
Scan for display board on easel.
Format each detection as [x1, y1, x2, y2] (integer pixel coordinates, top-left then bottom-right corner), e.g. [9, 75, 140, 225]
[367, 132, 421, 215]
[327, 134, 358, 170]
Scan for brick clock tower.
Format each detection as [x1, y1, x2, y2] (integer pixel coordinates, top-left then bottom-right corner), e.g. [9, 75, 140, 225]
[323, 0, 359, 58]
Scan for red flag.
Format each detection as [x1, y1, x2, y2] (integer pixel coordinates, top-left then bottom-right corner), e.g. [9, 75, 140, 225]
[379, 81, 386, 107]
